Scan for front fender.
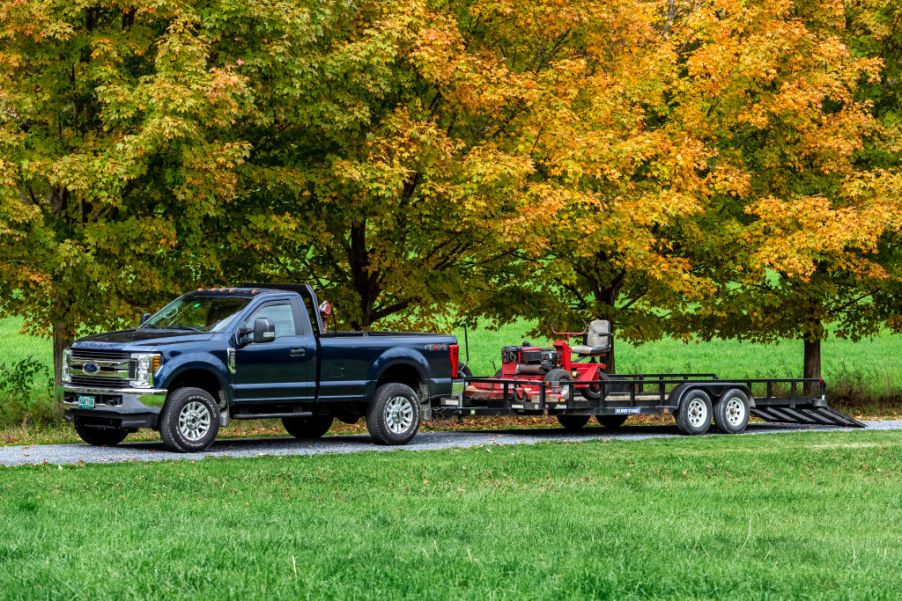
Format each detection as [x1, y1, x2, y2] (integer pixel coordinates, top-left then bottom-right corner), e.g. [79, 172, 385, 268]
[156, 351, 231, 399]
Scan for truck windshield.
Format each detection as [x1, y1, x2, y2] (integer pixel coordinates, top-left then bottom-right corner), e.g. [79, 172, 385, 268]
[141, 294, 250, 333]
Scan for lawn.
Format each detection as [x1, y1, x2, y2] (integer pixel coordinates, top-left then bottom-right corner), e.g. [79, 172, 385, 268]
[0, 430, 899, 599]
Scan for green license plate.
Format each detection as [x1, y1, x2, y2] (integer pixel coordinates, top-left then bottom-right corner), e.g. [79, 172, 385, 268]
[77, 395, 95, 409]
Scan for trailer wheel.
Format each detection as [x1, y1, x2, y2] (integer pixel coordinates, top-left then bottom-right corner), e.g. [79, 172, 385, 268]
[714, 389, 750, 434]
[675, 389, 712, 435]
[557, 415, 590, 431]
[367, 382, 421, 445]
[596, 415, 628, 429]
[544, 368, 574, 402]
[283, 415, 334, 439]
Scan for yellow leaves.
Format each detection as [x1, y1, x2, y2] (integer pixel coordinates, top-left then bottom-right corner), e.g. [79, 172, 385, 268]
[744, 190, 901, 282]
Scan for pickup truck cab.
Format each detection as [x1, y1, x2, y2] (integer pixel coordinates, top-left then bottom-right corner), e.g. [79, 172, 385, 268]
[61, 284, 459, 452]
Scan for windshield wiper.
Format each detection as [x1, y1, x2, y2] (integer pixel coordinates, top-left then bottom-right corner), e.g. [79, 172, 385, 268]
[163, 324, 204, 332]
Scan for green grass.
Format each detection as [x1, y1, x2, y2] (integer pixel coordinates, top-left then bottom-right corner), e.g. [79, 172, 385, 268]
[0, 430, 899, 599]
[2, 315, 899, 387]
[0, 317, 48, 368]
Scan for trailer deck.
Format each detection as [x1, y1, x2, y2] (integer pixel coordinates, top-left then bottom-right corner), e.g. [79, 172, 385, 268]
[438, 373, 865, 431]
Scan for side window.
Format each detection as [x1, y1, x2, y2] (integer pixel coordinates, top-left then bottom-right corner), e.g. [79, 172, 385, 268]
[244, 302, 297, 338]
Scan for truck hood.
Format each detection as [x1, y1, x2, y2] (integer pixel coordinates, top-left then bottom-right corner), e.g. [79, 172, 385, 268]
[73, 328, 215, 350]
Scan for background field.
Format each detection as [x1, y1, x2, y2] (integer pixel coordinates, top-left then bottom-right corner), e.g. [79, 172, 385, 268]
[0, 430, 898, 599]
[0, 315, 899, 433]
[2, 315, 900, 387]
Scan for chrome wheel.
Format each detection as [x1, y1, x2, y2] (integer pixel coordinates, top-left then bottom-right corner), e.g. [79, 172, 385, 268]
[687, 398, 708, 428]
[384, 396, 414, 435]
[725, 398, 745, 426]
[178, 400, 211, 442]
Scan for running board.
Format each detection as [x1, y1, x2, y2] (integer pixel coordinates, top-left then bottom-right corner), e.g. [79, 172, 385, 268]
[231, 411, 314, 420]
[751, 405, 866, 428]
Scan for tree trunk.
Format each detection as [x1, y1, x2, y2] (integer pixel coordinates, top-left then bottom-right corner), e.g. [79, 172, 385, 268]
[603, 338, 616, 374]
[803, 337, 821, 395]
[52, 321, 73, 389]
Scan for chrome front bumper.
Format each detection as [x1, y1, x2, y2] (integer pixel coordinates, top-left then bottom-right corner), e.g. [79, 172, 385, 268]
[60, 385, 168, 413]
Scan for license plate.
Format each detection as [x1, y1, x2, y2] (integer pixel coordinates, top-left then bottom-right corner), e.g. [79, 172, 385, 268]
[77, 395, 95, 409]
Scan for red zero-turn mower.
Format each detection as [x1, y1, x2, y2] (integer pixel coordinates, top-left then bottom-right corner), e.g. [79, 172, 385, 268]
[466, 319, 614, 405]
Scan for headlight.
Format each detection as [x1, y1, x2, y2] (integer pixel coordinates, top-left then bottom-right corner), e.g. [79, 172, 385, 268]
[61, 349, 72, 384]
[131, 353, 162, 389]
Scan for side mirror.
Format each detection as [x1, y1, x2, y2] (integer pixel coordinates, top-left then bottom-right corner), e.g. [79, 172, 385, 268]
[140, 313, 152, 325]
[252, 318, 276, 344]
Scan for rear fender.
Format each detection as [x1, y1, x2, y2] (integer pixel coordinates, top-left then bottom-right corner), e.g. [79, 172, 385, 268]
[366, 349, 430, 398]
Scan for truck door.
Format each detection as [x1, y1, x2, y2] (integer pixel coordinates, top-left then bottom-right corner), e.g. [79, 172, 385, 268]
[233, 298, 317, 403]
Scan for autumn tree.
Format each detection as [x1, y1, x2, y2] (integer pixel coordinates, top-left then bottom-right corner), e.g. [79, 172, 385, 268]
[680, 0, 902, 381]
[210, 1, 539, 329]
[0, 2, 252, 380]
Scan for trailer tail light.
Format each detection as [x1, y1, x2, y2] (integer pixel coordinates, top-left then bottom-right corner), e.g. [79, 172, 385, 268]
[449, 344, 459, 379]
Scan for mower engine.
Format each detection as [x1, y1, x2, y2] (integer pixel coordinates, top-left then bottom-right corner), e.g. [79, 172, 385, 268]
[502, 344, 561, 375]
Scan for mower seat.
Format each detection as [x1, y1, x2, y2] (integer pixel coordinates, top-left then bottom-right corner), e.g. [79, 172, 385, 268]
[571, 319, 611, 356]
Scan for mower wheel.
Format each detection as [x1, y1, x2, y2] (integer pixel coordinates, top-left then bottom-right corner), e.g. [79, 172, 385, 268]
[581, 371, 608, 401]
[596, 415, 628, 429]
[557, 415, 590, 431]
[675, 389, 712, 435]
[543, 368, 574, 402]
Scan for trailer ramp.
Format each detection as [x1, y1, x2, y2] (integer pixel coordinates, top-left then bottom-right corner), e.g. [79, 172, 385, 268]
[751, 405, 866, 428]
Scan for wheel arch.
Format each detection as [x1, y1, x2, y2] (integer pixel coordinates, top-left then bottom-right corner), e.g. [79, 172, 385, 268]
[164, 365, 230, 408]
[368, 351, 430, 402]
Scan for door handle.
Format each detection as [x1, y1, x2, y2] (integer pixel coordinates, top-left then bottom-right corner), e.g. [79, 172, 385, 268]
[290, 348, 306, 358]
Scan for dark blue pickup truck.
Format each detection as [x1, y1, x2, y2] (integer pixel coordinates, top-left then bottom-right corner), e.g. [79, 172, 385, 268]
[61, 284, 460, 452]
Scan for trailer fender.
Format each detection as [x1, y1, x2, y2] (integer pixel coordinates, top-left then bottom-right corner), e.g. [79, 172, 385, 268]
[668, 382, 755, 410]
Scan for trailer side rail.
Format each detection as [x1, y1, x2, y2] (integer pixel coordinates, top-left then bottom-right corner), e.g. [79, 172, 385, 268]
[438, 374, 863, 428]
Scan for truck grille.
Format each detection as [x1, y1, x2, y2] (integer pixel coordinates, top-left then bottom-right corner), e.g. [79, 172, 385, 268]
[67, 350, 134, 388]
[69, 376, 132, 389]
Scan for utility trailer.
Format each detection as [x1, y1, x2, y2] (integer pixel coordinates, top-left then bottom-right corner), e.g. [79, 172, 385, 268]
[438, 374, 865, 435]
[438, 318, 864, 434]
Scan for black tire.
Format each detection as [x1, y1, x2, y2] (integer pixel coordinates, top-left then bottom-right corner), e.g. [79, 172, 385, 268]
[596, 415, 628, 429]
[459, 364, 473, 378]
[544, 368, 574, 402]
[282, 415, 334, 439]
[713, 388, 750, 434]
[159, 387, 221, 452]
[675, 389, 712, 435]
[74, 420, 128, 446]
[581, 371, 609, 401]
[557, 415, 590, 431]
[366, 382, 421, 445]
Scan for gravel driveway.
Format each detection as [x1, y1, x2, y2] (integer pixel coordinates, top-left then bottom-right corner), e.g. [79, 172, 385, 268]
[1, 420, 897, 467]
